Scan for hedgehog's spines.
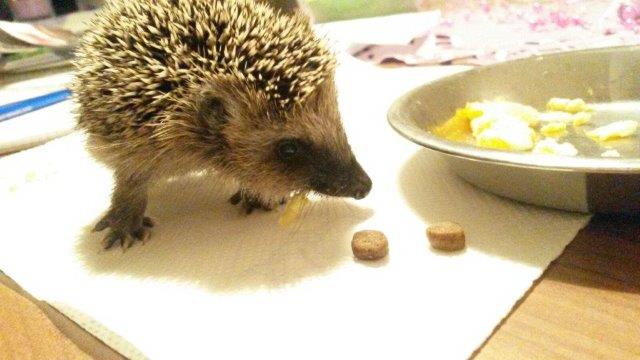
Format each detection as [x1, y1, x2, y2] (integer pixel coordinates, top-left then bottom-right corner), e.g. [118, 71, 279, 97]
[74, 0, 336, 143]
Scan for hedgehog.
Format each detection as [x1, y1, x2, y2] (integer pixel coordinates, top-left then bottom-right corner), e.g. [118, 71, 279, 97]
[72, 0, 372, 250]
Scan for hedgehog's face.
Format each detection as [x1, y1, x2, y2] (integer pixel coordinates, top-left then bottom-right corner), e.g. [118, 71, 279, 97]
[268, 126, 373, 200]
[196, 77, 371, 202]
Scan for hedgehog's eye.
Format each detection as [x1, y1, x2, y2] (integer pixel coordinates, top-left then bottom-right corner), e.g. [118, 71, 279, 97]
[277, 139, 300, 162]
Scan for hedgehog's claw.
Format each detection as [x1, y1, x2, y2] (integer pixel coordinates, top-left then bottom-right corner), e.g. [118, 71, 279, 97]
[244, 197, 272, 214]
[229, 191, 275, 214]
[93, 218, 110, 232]
[101, 229, 125, 250]
[132, 226, 151, 244]
[142, 216, 154, 228]
[229, 191, 242, 205]
[94, 212, 154, 250]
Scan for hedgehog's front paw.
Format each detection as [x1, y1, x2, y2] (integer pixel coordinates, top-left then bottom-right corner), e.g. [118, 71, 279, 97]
[93, 213, 154, 250]
[229, 191, 281, 214]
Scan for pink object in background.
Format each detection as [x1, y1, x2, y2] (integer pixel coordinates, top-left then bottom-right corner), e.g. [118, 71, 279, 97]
[7, 0, 54, 21]
[350, 0, 640, 67]
[617, 0, 640, 30]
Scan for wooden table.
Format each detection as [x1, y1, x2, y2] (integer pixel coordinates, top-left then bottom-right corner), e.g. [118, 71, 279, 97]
[0, 272, 123, 360]
[1, 214, 638, 359]
[476, 214, 640, 359]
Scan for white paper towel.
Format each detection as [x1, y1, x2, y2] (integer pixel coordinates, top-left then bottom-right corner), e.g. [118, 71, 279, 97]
[0, 63, 590, 360]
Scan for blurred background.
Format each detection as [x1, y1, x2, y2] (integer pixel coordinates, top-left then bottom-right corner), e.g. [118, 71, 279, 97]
[1, 0, 638, 159]
[1, 0, 543, 22]
[0, 0, 422, 22]
[0, 0, 552, 72]
[0, 0, 458, 74]
[0, 0, 633, 76]
[5, 0, 578, 155]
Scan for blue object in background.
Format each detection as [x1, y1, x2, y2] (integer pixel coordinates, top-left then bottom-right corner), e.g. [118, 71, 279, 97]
[0, 88, 72, 123]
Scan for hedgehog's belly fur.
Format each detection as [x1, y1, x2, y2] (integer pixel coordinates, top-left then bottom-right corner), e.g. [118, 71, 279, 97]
[85, 133, 211, 181]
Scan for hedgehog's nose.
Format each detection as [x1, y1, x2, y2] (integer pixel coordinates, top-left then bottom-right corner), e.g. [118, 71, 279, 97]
[348, 160, 372, 200]
[350, 174, 372, 199]
[310, 158, 372, 199]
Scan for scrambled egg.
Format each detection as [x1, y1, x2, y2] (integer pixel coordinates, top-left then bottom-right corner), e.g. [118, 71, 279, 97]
[475, 117, 536, 151]
[546, 98, 591, 113]
[466, 101, 540, 127]
[433, 97, 633, 158]
[532, 138, 578, 156]
[463, 101, 538, 151]
[540, 122, 567, 137]
[537, 111, 573, 122]
[279, 193, 309, 226]
[432, 108, 473, 142]
[571, 112, 592, 126]
[601, 149, 622, 158]
[536, 111, 591, 126]
[587, 120, 639, 141]
[434, 101, 538, 151]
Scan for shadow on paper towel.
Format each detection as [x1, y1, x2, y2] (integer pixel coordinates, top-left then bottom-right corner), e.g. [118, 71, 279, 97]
[75, 173, 373, 293]
[398, 149, 587, 268]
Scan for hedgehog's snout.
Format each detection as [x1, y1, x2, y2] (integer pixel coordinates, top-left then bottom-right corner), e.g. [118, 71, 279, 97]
[311, 157, 372, 200]
[347, 159, 372, 199]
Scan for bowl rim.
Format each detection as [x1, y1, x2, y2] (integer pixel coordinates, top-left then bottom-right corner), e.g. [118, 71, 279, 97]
[387, 45, 640, 174]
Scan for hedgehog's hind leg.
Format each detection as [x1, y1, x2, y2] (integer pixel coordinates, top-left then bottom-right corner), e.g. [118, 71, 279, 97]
[94, 169, 153, 250]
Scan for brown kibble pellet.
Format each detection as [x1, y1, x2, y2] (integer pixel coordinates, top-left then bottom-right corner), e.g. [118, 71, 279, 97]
[352, 230, 388, 260]
[427, 222, 466, 252]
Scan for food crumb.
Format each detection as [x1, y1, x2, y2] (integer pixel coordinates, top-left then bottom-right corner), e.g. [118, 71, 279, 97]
[25, 171, 37, 182]
[352, 230, 388, 261]
[427, 222, 466, 252]
[279, 194, 309, 226]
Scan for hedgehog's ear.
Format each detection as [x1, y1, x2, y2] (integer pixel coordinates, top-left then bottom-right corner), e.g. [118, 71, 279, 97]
[195, 91, 229, 127]
[199, 75, 276, 127]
